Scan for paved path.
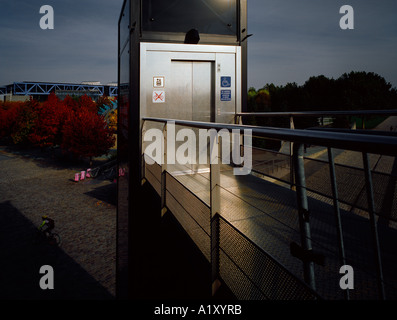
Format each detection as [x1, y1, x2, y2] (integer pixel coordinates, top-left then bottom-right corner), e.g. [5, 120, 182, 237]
[0, 145, 116, 299]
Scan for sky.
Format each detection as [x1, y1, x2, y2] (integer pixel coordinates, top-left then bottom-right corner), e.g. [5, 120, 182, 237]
[0, 0, 396, 89]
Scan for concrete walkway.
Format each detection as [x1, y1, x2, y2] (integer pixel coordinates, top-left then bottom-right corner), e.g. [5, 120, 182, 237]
[0, 145, 116, 299]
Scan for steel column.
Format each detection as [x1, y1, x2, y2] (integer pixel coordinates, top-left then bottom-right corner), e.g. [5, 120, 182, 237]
[362, 152, 386, 300]
[293, 143, 316, 290]
[210, 132, 221, 295]
[161, 122, 168, 217]
[290, 116, 295, 190]
[328, 147, 349, 300]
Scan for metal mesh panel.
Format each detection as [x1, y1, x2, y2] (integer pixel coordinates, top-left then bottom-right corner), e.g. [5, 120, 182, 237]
[304, 157, 397, 222]
[165, 172, 211, 261]
[218, 180, 302, 278]
[217, 215, 320, 300]
[304, 158, 333, 199]
[372, 171, 397, 221]
[250, 147, 291, 184]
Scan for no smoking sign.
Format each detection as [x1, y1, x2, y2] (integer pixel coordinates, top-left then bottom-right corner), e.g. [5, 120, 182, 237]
[153, 90, 165, 103]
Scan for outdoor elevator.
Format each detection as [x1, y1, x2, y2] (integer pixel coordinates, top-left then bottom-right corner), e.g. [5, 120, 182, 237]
[117, 0, 248, 299]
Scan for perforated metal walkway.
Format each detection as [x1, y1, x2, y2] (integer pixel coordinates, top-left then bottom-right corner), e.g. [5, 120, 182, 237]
[146, 160, 397, 300]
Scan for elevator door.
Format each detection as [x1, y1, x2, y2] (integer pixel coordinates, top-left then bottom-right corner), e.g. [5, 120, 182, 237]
[170, 60, 214, 122]
[170, 60, 215, 174]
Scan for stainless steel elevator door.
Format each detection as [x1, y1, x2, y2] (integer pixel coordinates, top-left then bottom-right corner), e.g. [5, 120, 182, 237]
[169, 60, 214, 174]
[170, 60, 214, 122]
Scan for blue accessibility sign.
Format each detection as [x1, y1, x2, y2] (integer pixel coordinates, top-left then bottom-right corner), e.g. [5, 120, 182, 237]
[221, 76, 232, 88]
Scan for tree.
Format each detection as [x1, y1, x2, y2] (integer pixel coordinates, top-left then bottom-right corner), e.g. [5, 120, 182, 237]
[28, 93, 68, 147]
[0, 101, 23, 140]
[337, 71, 396, 109]
[10, 98, 39, 145]
[63, 95, 79, 111]
[78, 94, 97, 113]
[61, 107, 115, 163]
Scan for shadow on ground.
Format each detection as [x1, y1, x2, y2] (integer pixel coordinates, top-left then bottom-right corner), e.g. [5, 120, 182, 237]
[0, 201, 114, 300]
[127, 183, 236, 300]
[1, 144, 112, 172]
[84, 183, 117, 206]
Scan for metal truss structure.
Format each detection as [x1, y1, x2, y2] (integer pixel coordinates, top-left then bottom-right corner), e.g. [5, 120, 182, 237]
[12, 82, 106, 96]
[0, 87, 6, 95]
[109, 86, 118, 97]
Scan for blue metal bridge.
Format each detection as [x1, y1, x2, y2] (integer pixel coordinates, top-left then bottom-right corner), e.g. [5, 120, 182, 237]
[139, 110, 397, 300]
[1, 81, 118, 98]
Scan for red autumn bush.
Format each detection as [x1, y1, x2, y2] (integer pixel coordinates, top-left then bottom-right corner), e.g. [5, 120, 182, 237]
[0, 101, 24, 139]
[62, 95, 79, 112]
[28, 93, 70, 147]
[78, 94, 97, 113]
[61, 107, 115, 160]
[10, 98, 39, 145]
[1, 95, 116, 161]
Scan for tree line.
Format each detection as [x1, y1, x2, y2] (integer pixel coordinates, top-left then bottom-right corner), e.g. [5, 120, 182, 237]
[247, 71, 397, 129]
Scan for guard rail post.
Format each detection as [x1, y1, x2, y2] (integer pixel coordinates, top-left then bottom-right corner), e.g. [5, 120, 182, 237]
[290, 116, 295, 190]
[210, 131, 221, 296]
[328, 147, 349, 300]
[363, 152, 386, 300]
[161, 122, 168, 217]
[293, 143, 316, 290]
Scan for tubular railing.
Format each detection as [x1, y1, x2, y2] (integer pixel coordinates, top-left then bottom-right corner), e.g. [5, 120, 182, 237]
[237, 110, 397, 118]
[142, 117, 397, 300]
[237, 110, 397, 198]
[236, 110, 397, 128]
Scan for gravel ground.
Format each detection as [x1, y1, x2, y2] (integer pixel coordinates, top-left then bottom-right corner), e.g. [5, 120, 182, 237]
[0, 144, 116, 299]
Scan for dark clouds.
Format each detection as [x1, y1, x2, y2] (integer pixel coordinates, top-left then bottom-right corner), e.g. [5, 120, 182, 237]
[0, 0, 122, 84]
[247, 0, 397, 88]
[0, 1, 396, 88]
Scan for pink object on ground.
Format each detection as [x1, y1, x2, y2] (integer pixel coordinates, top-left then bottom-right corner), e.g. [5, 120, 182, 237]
[74, 173, 80, 182]
[81, 171, 86, 180]
[86, 168, 92, 178]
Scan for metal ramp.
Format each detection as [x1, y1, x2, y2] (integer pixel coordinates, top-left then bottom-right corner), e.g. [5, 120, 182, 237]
[145, 159, 397, 300]
[141, 117, 397, 300]
[145, 161, 321, 300]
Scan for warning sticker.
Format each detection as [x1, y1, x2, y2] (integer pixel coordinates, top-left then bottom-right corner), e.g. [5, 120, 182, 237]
[220, 90, 232, 102]
[153, 90, 165, 103]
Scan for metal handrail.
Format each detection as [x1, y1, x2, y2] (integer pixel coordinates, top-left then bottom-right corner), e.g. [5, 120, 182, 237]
[143, 116, 395, 299]
[143, 117, 397, 157]
[237, 110, 397, 117]
[307, 127, 397, 137]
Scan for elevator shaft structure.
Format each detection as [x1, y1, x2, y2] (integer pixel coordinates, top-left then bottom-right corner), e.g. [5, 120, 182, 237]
[117, 0, 248, 299]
